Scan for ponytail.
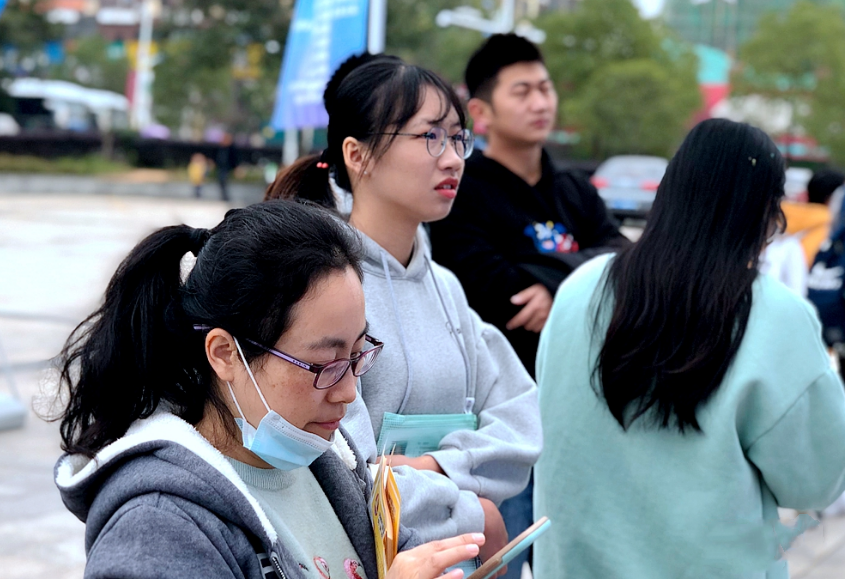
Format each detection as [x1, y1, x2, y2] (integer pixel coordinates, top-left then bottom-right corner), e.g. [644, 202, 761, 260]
[58, 225, 213, 457]
[264, 153, 338, 210]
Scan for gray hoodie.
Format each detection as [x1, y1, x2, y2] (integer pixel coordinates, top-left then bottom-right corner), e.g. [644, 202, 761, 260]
[341, 228, 542, 543]
[55, 411, 418, 579]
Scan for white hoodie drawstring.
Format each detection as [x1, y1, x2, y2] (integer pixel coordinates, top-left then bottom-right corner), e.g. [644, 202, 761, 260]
[381, 251, 416, 414]
[426, 257, 474, 406]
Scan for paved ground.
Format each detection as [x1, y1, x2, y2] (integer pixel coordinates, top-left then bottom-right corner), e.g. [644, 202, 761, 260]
[1, 190, 845, 578]
[0, 193, 230, 579]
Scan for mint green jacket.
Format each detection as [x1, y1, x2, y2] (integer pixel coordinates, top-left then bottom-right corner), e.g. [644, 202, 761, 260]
[534, 255, 845, 579]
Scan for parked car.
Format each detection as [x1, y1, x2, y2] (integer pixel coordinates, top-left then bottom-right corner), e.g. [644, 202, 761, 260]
[591, 155, 669, 219]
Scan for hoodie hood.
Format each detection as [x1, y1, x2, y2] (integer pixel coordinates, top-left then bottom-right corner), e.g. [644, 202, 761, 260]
[55, 411, 362, 551]
[55, 411, 280, 549]
[356, 226, 432, 282]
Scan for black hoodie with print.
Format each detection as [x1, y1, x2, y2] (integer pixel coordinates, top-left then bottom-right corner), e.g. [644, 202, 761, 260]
[429, 149, 630, 375]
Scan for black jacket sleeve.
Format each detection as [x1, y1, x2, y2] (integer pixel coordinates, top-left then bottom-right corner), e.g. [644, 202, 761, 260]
[556, 172, 630, 250]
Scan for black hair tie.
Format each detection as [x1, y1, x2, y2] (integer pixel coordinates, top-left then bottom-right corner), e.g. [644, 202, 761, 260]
[188, 227, 211, 257]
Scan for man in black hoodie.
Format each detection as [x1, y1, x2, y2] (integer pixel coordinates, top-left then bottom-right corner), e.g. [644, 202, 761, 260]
[430, 33, 629, 378]
[429, 33, 630, 579]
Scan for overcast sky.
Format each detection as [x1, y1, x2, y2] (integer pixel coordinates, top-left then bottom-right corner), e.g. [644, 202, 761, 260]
[633, 0, 666, 18]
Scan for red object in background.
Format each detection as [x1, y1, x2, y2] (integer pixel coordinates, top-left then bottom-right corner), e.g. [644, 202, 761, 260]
[125, 69, 135, 105]
[590, 176, 609, 189]
[693, 84, 730, 124]
[36, 0, 86, 12]
[775, 134, 830, 163]
[640, 180, 660, 191]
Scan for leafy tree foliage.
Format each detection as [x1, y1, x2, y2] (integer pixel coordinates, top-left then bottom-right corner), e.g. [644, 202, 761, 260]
[537, 0, 701, 158]
[733, 1, 845, 163]
[151, 0, 291, 135]
[384, 0, 484, 84]
[51, 36, 129, 95]
[0, 0, 62, 54]
[569, 59, 700, 157]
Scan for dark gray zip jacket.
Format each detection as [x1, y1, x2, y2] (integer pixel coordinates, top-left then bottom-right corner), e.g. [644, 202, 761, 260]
[55, 411, 419, 579]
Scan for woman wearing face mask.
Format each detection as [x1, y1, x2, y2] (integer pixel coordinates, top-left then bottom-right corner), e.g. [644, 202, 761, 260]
[52, 201, 485, 579]
[266, 55, 541, 564]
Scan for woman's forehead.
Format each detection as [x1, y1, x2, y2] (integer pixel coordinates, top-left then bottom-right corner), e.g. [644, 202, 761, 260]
[407, 87, 459, 127]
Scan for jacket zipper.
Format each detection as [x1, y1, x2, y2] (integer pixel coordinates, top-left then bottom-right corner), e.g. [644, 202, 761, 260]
[270, 553, 287, 579]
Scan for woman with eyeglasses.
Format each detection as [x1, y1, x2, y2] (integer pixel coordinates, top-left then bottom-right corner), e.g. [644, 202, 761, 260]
[53, 200, 487, 579]
[266, 54, 541, 567]
[533, 119, 845, 578]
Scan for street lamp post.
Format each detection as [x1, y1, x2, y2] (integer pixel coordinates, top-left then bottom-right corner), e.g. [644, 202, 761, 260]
[131, 0, 154, 131]
[435, 0, 546, 44]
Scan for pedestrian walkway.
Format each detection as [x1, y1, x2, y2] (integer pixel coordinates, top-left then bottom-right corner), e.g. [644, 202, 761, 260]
[1, 192, 844, 578]
[0, 194, 230, 579]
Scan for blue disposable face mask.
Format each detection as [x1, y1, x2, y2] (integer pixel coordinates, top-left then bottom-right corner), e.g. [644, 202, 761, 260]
[228, 337, 334, 470]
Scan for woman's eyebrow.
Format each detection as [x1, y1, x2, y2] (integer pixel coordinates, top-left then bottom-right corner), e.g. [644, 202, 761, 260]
[306, 323, 369, 351]
[414, 118, 461, 130]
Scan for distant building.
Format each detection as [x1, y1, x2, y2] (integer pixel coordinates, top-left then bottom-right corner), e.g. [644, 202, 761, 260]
[664, 0, 845, 53]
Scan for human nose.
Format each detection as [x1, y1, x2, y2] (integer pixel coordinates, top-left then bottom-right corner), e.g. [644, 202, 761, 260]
[529, 89, 551, 112]
[438, 137, 464, 173]
[327, 367, 358, 405]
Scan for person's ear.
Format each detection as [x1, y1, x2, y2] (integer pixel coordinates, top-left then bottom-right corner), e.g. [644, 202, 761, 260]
[468, 98, 492, 133]
[206, 329, 240, 383]
[342, 137, 368, 183]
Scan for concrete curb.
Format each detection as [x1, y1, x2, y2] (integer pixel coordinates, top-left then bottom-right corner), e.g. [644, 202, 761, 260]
[0, 173, 266, 205]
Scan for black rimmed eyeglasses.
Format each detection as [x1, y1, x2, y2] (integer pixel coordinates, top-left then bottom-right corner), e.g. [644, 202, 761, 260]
[193, 325, 384, 390]
[372, 127, 474, 159]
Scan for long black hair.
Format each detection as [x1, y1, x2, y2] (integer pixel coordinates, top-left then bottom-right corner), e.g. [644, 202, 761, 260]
[265, 52, 467, 207]
[594, 119, 786, 432]
[57, 200, 363, 457]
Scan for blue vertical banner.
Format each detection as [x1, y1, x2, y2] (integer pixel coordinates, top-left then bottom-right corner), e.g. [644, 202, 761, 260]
[271, 0, 369, 131]
[0, 0, 7, 19]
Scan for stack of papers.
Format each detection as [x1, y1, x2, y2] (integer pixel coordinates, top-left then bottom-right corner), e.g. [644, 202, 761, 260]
[376, 412, 478, 457]
[370, 455, 401, 578]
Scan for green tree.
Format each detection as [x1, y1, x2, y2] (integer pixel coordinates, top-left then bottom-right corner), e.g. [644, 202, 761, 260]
[51, 36, 129, 95]
[385, 0, 484, 84]
[733, 1, 845, 163]
[569, 59, 701, 157]
[151, 0, 291, 136]
[538, 0, 661, 99]
[538, 0, 701, 158]
[0, 0, 62, 54]
[0, 0, 64, 113]
[0, 0, 63, 78]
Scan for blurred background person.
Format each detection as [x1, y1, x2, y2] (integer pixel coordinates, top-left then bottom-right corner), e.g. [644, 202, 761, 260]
[187, 152, 208, 199]
[429, 33, 630, 578]
[534, 118, 845, 579]
[216, 133, 238, 202]
[430, 33, 629, 377]
[782, 169, 845, 268]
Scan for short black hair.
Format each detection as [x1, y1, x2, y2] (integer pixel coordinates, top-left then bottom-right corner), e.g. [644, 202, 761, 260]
[807, 169, 845, 205]
[465, 33, 544, 101]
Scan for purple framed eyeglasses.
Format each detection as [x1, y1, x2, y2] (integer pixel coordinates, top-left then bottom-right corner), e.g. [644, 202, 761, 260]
[193, 324, 383, 390]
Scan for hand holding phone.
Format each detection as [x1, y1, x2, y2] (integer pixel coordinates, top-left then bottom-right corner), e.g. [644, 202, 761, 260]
[466, 517, 551, 579]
